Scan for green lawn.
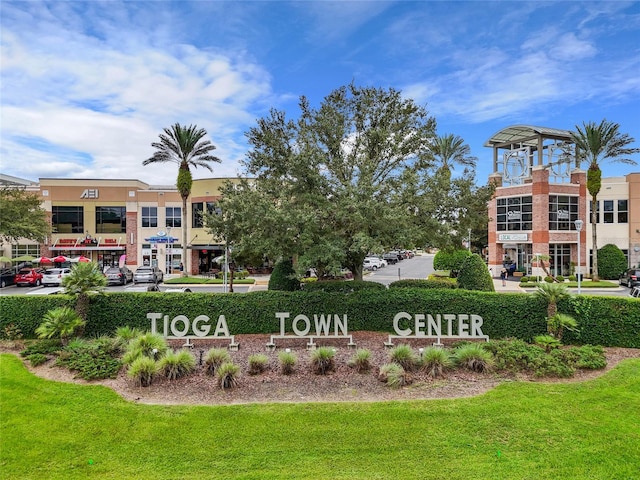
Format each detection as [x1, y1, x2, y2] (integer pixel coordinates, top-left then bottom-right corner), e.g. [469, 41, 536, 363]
[2, 354, 639, 479]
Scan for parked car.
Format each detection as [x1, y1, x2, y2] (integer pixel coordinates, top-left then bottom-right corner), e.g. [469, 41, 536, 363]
[619, 268, 640, 288]
[383, 251, 402, 264]
[105, 266, 134, 285]
[363, 257, 385, 271]
[42, 267, 72, 287]
[133, 266, 164, 284]
[15, 268, 44, 287]
[0, 269, 16, 288]
[630, 286, 640, 298]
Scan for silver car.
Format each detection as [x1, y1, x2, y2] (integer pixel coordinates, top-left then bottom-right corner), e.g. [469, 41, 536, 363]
[134, 266, 164, 284]
[42, 268, 72, 287]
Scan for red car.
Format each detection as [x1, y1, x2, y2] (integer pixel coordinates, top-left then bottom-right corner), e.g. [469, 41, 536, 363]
[15, 268, 44, 287]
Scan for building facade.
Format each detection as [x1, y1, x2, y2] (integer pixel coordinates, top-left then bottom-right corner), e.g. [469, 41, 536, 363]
[485, 125, 640, 277]
[0, 176, 244, 276]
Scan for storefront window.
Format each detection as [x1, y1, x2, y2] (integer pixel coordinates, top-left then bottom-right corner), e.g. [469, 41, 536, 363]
[52, 206, 84, 233]
[96, 206, 126, 233]
[549, 195, 578, 230]
[496, 196, 532, 231]
[549, 244, 571, 276]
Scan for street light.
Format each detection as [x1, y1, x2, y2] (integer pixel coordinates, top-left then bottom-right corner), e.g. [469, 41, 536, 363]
[575, 219, 583, 294]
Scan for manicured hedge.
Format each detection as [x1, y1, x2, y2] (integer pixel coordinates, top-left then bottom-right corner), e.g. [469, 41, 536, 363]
[1, 289, 638, 348]
[301, 280, 386, 293]
[389, 279, 457, 289]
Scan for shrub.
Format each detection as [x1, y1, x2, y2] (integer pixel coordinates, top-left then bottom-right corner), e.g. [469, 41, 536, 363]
[247, 354, 269, 375]
[2, 323, 23, 341]
[433, 250, 471, 277]
[55, 337, 123, 380]
[597, 244, 628, 280]
[123, 333, 168, 365]
[204, 348, 232, 376]
[115, 326, 143, 344]
[534, 335, 561, 353]
[456, 254, 494, 292]
[28, 353, 48, 367]
[568, 275, 576, 282]
[268, 259, 300, 291]
[389, 279, 456, 289]
[217, 362, 240, 390]
[127, 356, 158, 387]
[378, 363, 409, 388]
[554, 345, 607, 370]
[544, 276, 554, 283]
[36, 307, 85, 346]
[388, 344, 418, 371]
[453, 344, 494, 372]
[348, 349, 372, 373]
[421, 347, 453, 378]
[556, 275, 565, 283]
[278, 350, 297, 375]
[158, 350, 196, 380]
[302, 280, 386, 293]
[310, 347, 336, 375]
[20, 339, 62, 357]
[547, 313, 578, 341]
[483, 339, 545, 372]
[520, 276, 529, 283]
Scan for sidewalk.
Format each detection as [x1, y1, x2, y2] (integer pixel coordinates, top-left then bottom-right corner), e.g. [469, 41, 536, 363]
[493, 277, 523, 291]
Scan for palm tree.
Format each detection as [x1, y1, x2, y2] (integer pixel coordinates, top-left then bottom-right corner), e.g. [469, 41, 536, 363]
[36, 307, 85, 346]
[429, 134, 477, 182]
[62, 261, 107, 323]
[143, 124, 221, 276]
[571, 120, 639, 281]
[533, 282, 570, 319]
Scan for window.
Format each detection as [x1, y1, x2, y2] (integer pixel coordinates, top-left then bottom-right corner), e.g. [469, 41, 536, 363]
[96, 206, 126, 233]
[496, 196, 532, 231]
[549, 195, 579, 230]
[12, 244, 40, 257]
[603, 200, 614, 224]
[192, 202, 215, 228]
[618, 200, 628, 223]
[141, 207, 157, 228]
[52, 206, 84, 233]
[166, 207, 181, 228]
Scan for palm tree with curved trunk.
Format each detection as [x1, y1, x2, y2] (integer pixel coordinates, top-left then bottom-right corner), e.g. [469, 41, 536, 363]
[571, 120, 639, 281]
[143, 124, 221, 276]
[429, 134, 477, 182]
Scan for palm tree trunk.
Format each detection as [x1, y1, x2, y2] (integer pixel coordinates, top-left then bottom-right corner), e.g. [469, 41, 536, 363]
[182, 195, 188, 277]
[591, 194, 599, 281]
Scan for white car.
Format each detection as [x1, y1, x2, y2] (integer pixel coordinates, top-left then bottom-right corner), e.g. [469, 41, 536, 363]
[42, 268, 72, 287]
[363, 257, 385, 271]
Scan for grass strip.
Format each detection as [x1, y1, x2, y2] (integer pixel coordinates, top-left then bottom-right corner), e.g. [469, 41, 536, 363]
[1, 354, 639, 479]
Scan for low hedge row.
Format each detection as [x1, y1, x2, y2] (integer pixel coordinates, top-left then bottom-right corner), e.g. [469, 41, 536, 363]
[1, 289, 638, 347]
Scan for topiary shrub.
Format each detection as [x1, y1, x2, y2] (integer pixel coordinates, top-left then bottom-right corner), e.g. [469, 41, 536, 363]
[268, 259, 300, 291]
[544, 276, 554, 283]
[456, 254, 494, 292]
[520, 276, 529, 283]
[597, 244, 628, 280]
[556, 275, 565, 282]
[433, 249, 472, 277]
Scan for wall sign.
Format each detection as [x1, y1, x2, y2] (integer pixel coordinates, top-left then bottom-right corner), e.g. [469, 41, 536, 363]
[80, 189, 99, 199]
[498, 233, 528, 242]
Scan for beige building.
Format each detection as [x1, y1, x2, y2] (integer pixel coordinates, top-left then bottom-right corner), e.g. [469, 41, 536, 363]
[0, 175, 243, 276]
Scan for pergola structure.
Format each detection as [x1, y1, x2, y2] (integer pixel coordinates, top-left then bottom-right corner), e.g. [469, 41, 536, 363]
[484, 125, 576, 185]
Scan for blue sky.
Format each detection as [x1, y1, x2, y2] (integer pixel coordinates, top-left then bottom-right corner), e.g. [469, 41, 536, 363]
[1, 1, 639, 186]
